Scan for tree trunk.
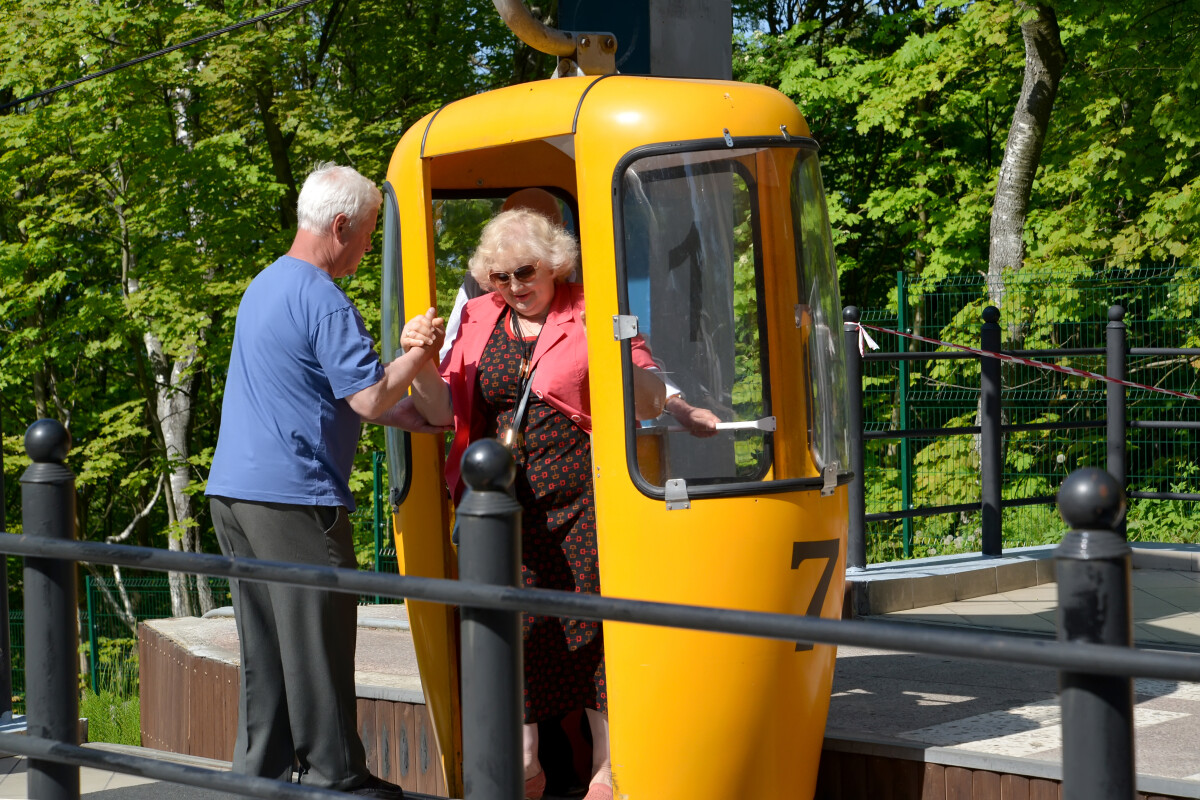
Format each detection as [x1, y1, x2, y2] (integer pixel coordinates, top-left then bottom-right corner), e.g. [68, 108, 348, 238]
[986, 2, 1065, 308]
[113, 160, 201, 618]
[153, 346, 200, 618]
[169, 80, 216, 616]
[254, 82, 299, 231]
[980, 5, 1063, 472]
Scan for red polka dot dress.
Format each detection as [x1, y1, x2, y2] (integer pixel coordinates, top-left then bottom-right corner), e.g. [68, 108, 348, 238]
[477, 312, 606, 725]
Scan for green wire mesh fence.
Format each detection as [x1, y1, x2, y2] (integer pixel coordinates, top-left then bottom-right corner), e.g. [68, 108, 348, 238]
[861, 265, 1200, 561]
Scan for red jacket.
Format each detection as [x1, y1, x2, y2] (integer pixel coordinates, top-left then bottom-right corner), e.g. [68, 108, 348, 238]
[439, 282, 657, 500]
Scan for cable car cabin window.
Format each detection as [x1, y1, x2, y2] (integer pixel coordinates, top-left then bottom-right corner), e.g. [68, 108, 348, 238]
[621, 149, 772, 488]
[792, 151, 850, 475]
[618, 143, 850, 498]
[380, 182, 411, 507]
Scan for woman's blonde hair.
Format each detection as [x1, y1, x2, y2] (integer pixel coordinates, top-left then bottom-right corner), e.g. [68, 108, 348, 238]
[468, 209, 579, 290]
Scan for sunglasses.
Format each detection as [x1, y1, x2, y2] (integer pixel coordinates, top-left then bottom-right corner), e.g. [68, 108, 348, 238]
[489, 264, 538, 286]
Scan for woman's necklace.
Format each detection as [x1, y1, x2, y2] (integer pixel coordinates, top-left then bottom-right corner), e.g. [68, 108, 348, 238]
[499, 307, 544, 453]
[510, 308, 541, 383]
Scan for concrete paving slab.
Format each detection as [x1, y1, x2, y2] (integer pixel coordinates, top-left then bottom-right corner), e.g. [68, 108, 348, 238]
[828, 643, 1200, 784]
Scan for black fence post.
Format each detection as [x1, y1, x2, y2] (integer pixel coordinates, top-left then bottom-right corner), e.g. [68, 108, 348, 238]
[20, 419, 80, 799]
[844, 306, 866, 571]
[0, 401, 11, 719]
[456, 439, 523, 800]
[1056, 467, 1134, 800]
[980, 306, 1003, 556]
[1106, 305, 1128, 537]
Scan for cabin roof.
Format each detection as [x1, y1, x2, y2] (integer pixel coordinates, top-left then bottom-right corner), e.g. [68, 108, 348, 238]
[407, 75, 811, 160]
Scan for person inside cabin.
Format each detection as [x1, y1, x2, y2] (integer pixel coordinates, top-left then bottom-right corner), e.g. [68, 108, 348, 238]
[401, 208, 668, 800]
[438, 188, 721, 438]
[206, 162, 447, 799]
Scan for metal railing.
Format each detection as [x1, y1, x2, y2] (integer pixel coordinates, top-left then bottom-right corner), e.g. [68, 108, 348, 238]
[5, 419, 1200, 799]
[844, 303, 1200, 569]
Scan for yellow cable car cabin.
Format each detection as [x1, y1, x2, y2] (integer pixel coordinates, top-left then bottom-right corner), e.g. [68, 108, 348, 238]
[378, 74, 851, 800]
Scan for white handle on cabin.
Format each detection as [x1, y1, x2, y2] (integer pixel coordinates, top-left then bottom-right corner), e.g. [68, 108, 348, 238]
[651, 416, 777, 434]
[713, 416, 776, 432]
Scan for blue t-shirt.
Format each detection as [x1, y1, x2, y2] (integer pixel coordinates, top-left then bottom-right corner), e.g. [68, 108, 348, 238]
[206, 255, 385, 511]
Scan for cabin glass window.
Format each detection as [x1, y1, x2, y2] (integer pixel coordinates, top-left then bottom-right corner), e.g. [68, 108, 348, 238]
[792, 152, 849, 473]
[621, 149, 772, 487]
[380, 182, 410, 507]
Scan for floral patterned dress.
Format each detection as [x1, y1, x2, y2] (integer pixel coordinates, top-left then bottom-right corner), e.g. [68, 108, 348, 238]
[476, 312, 606, 724]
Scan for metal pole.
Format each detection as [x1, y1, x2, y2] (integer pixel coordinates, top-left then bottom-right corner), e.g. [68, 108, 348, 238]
[896, 272, 913, 556]
[1055, 467, 1134, 800]
[980, 306, 1003, 556]
[86, 576, 98, 695]
[0, 399, 11, 717]
[20, 418, 80, 799]
[372, 450, 384, 604]
[456, 439, 523, 800]
[843, 307, 866, 571]
[1106, 305, 1127, 537]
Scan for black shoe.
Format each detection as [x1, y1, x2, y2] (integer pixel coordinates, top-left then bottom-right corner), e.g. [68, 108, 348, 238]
[346, 774, 405, 798]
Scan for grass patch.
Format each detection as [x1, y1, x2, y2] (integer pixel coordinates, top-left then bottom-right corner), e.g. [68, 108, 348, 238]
[80, 689, 140, 747]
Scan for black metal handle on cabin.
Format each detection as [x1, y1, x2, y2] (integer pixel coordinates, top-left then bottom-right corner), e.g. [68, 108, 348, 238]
[20, 418, 81, 800]
[456, 439, 524, 800]
[1056, 467, 1134, 800]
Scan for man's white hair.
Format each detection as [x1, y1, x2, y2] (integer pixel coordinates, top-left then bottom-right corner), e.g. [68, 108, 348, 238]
[296, 162, 382, 234]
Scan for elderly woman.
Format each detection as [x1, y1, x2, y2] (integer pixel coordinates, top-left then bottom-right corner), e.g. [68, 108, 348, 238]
[403, 208, 665, 800]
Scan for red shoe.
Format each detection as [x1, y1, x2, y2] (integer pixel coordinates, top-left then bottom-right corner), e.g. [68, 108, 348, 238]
[583, 783, 613, 800]
[524, 770, 546, 800]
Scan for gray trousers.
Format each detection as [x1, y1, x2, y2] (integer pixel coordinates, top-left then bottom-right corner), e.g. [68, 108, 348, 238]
[210, 497, 368, 789]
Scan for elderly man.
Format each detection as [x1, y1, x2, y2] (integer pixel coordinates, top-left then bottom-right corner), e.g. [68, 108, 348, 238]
[206, 163, 444, 798]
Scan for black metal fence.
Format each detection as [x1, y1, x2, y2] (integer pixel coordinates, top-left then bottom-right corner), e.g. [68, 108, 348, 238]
[844, 303, 1200, 570]
[6, 420, 1200, 799]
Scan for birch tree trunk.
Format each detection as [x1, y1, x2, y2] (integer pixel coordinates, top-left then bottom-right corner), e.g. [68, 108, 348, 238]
[153, 343, 200, 618]
[986, 2, 1065, 309]
[169, 78, 217, 616]
[113, 158, 205, 619]
[977, 3, 1065, 469]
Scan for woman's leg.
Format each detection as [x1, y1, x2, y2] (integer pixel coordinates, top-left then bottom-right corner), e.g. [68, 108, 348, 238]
[523, 722, 545, 799]
[524, 721, 542, 779]
[584, 708, 611, 788]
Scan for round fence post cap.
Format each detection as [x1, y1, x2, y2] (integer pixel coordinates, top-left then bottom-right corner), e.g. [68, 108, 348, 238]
[1058, 467, 1125, 530]
[461, 439, 516, 493]
[25, 419, 71, 463]
[982, 306, 1000, 323]
[843, 306, 861, 323]
[1108, 305, 1126, 322]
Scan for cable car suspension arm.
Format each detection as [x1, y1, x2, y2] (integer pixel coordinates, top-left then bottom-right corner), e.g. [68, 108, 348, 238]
[492, 0, 618, 75]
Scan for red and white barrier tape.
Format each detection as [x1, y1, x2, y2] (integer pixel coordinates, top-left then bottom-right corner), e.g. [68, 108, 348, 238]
[850, 322, 1200, 402]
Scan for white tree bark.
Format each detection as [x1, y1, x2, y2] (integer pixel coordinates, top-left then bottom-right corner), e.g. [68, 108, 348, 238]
[112, 154, 207, 619]
[987, 2, 1065, 308]
[150, 334, 200, 618]
[978, 3, 1065, 462]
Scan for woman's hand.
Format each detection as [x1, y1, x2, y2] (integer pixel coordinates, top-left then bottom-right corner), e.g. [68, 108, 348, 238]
[401, 308, 446, 357]
[665, 395, 720, 438]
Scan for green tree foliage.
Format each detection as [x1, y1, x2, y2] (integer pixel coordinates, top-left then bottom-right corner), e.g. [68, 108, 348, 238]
[735, 0, 1200, 302]
[0, 0, 527, 609]
[737, 0, 1200, 553]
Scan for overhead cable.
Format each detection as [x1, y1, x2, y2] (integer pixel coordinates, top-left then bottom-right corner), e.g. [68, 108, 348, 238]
[0, 0, 318, 113]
